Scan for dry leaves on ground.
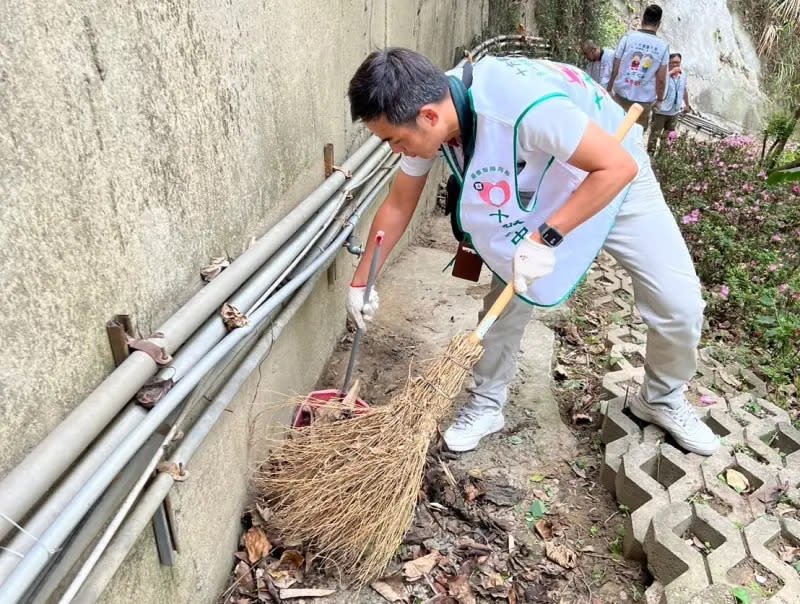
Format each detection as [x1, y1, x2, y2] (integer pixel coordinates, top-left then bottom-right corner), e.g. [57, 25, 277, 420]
[371, 575, 409, 602]
[243, 527, 271, 564]
[403, 551, 440, 581]
[544, 542, 578, 569]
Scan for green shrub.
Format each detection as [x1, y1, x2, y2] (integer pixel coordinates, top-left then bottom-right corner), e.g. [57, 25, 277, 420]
[652, 133, 800, 389]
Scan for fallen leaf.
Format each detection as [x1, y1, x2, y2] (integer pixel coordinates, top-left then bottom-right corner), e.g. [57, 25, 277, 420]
[221, 302, 249, 330]
[530, 474, 546, 482]
[447, 574, 476, 604]
[699, 394, 715, 406]
[569, 461, 587, 479]
[464, 482, 484, 503]
[508, 587, 519, 604]
[468, 468, 484, 479]
[266, 569, 297, 590]
[234, 560, 255, 592]
[535, 519, 554, 540]
[243, 527, 271, 564]
[527, 499, 548, 521]
[732, 586, 752, 604]
[725, 468, 750, 493]
[545, 542, 578, 569]
[403, 551, 440, 581]
[371, 576, 408, 602]
[278, 549, 304, 571]
[508, 534, 515, 554]
[531, 489, 548, 500]
[779, 545, 800, 563]
[200, 256, 230, 281]
[279, 588, 336, 599]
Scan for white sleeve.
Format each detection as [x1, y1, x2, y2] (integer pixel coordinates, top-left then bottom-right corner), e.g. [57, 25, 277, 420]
[614, 35, 627, 60]
[517, 96, 589, 163]
[600, 55, 613, 88]
[399, 155, 436, 177]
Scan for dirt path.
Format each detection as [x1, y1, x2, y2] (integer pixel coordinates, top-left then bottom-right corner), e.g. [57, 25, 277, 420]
[221, 213, 648, 603]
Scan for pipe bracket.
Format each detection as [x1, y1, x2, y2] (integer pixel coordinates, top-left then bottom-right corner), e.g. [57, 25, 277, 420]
[127, 332, 173, 366]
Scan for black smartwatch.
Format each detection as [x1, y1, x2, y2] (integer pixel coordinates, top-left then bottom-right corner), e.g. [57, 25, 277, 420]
[538, 223, 564, 248]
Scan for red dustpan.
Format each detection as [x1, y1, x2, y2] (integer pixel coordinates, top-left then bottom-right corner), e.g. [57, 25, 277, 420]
[291, 232, 384, 428]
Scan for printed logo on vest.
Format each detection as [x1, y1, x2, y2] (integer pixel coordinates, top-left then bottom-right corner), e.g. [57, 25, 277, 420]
[470, 165, 513, 208]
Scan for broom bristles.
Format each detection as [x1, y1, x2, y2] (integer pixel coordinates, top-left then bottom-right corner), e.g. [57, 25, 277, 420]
[255, 333, 483, 584]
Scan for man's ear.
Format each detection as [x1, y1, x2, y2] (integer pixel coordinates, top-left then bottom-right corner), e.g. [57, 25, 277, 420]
[418, 105, 439, 128]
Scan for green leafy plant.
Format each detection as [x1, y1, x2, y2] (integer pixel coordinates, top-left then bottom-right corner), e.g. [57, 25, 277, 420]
[652, 133, 800, 391]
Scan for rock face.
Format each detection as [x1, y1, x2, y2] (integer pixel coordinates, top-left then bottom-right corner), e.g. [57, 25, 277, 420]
[612, 0, 768, 132]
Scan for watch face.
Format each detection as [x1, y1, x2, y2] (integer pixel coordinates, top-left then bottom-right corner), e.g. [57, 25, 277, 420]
[543, 228, 562, 246]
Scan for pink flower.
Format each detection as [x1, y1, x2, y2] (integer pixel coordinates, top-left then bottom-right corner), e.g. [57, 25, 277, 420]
[700, 394, 715, 406]
[792, 185, 800, 195]
[720, 285, 730, 298]
[724, 191, 732, 199]
[779, 284, 789, 293]
[758, 170, 767, 180]
[669, 186, 677, 192]
[769, 264, 778, 271]
[682, 209, 701, 224]
[668, 131, 678, 141]
[772, 234, 782, 242]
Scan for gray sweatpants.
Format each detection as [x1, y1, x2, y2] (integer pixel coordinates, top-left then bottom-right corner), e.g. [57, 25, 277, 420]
[469, 160, 705, 411]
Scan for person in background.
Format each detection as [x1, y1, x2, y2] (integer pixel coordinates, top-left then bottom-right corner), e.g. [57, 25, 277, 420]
[648, 52, 692, 154]
[582, 40, 615, 89]
[607, 4, 669, 129]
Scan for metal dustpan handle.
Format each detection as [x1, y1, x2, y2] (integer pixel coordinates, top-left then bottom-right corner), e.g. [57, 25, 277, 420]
[469, 103, 644, 345]
[342, 231, 384, 393]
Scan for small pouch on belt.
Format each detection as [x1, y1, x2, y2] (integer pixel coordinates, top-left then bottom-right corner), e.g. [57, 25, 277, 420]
[451, 241, 482, 282]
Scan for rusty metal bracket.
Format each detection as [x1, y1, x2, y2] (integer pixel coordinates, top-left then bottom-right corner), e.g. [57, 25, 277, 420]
[127, 331, 173, 366]
[324, 142, 334, 177]
[106, 314, 134, 367]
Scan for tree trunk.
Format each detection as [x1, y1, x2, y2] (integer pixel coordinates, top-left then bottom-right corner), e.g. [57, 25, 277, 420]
[766, 104, 800, 170]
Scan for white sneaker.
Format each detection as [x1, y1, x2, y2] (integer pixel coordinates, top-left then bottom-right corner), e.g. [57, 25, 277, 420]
[628, 393, 720, 456]
[443, 407, 505, 452]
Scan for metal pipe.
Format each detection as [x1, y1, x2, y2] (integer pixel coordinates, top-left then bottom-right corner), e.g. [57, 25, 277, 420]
[67, 161, 399, 604]
[21, 432, 163, 604]
[0, 407, 145, 583]
[0, 135, 383, 539]
[0, 160, 399, 602]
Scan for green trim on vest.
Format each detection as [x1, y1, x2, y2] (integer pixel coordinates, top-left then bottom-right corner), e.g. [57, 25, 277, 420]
[511, 92, 569, 213]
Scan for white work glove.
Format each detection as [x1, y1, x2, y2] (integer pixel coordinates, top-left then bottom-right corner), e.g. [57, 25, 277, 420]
[512, 238, 556, 294]
[347, 284, 379, 330]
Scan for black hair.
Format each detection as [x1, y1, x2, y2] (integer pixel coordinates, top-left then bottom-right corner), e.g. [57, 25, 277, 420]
[347, 48, 450, 125]
[642, 4, 663, 26]
[669, 52, 682, 60]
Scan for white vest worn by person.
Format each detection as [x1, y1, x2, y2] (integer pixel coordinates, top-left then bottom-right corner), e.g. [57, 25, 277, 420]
[587, 49, 615, 89]
[612, 30, 669, 103]
[655, 73, 687, 116]
[452, 57, 644, 307]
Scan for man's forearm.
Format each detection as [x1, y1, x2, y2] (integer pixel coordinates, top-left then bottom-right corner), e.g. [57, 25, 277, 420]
[656, 70, 666, 101]
[606, 59, 620, 93]
[351, 195, 416, 286]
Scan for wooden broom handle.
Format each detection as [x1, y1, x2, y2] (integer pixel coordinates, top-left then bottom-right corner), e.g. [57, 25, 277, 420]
[469, 103, 643, 345]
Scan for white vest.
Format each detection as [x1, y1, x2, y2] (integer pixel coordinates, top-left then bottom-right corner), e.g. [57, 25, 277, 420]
[655, 73, 687, 116]
[451, 57, 643, 307]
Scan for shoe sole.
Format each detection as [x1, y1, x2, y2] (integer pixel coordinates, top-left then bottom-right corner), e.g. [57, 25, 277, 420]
[628, 398, 719, 456]
[444, 417, 506, 452]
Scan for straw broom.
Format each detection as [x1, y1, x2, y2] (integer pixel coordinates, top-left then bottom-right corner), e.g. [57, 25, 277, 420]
[255, 104, 643, 584]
